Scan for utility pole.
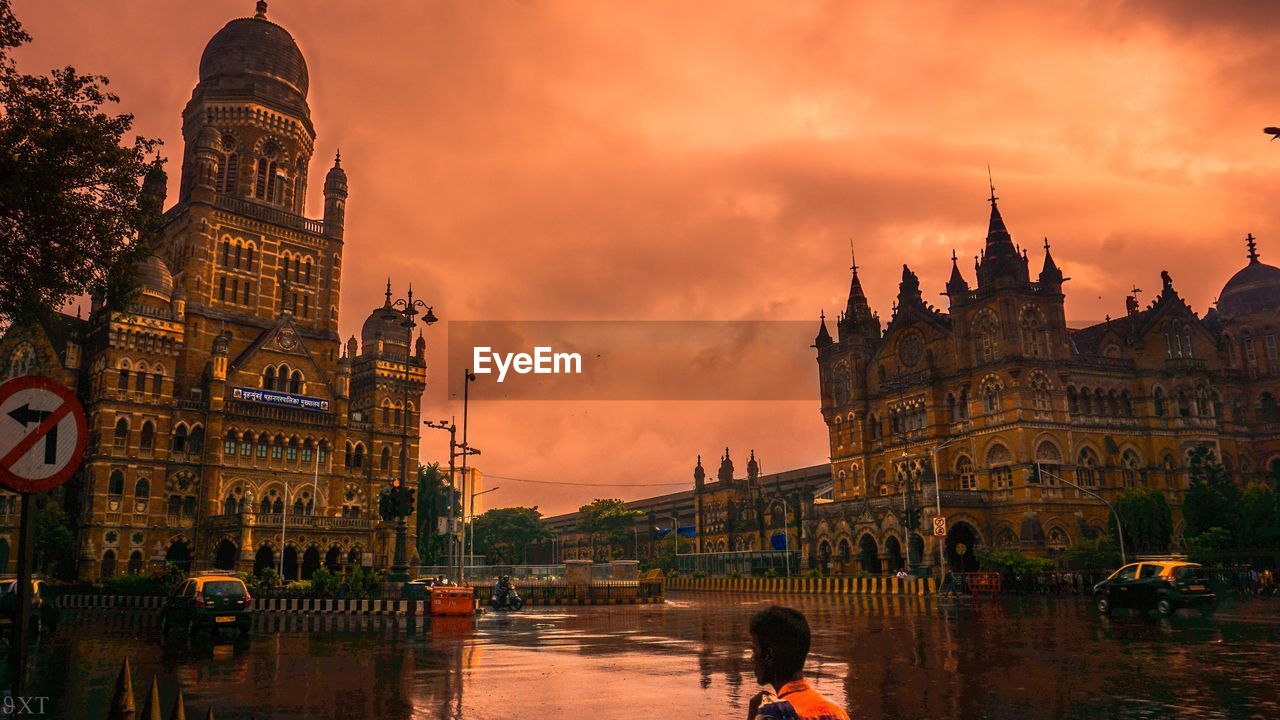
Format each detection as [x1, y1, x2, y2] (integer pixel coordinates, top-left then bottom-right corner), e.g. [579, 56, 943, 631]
[390, 285, 438, 582]
[425, 418, 459, 578]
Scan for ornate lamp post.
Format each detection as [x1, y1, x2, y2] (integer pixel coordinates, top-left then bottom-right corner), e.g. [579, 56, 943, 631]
[388, 285, 437, 582]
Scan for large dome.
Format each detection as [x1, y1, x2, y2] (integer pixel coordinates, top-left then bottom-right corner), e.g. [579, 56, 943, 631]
[361, 305, 409, 348]
[1218, 259, 1280, 318]
[137, 255, 174, 302]
[196, 5, 309, 119]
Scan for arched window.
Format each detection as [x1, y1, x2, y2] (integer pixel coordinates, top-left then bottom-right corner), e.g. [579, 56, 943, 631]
[224, 430, 238, 456]
[345, 442, 354, 470]
[1153, 386, 1167, 417]
[875, 468, 888, 496]
[1047, 527, 1069, 551]
[241, 431, 254, 457]
[382, 403, 391, 425]
[134, 478, 150, 501]
[118, 366, 129, 392]
[287, 437, 299, 462]
[172, 424, 188, 453]
[272, 435, 284, 460]
[302, 438, 314, 464]
[1161, 453, 1177, 487]
[1077, 447, 1101, 487]
[987, 443, 1013, 490]
[101, 550, 117, 580]
[982, 378, 1002, 415]
[1080, 387, 1093, 415]
[380, 446, 391, 472]
[189, 425, 204, 453]
[353, 443, 365, 469]
[1121, 449, 1142, 488]
[127, 550, 144, 575]
[974, 311, 999, 363]
[1035, 441, 1062, 484]
[263, 367, 276, 391]
[108, 470, 125, 496]
[289, 370, 302, 395]
[1120, 391, 1133, 417]
[113, 417, 129, 447]
[318, 441, 329, 466]
[218, 134, 239, 194]
[1067, 386, 1078, 415]
[139, 421, 154, 451]
[7, 343, 35, 379]
[1030, 373, 1052, 417]
[1020, 307, 1047, 357]
[955, 455, 977, 491]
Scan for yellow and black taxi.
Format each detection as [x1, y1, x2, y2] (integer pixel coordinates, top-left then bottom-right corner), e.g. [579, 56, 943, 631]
[1093, 560, 1216, 617]
[161, 572, 253, 636]
[0, 577, 57, 634]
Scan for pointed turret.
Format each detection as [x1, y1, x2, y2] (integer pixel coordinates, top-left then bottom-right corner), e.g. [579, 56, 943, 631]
[717, 447, 734, 483]
[813, 310, 833, 349]
[975, 175, 1031, 288]
[837, 242, 881, 341]
[746, 449, 759, 483]
[324, 150, 348, 239]
[140, 159, 168, 220]
[946, 249, 970, 298]
[1038, 237, 1064, 287]
[693, 455, 705, 491]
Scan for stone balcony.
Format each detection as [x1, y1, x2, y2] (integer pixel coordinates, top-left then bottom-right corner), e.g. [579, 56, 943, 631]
[206, 511, 378, 533]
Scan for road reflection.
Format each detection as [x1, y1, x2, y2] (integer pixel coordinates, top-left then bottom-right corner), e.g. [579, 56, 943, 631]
[19, 594, 1280, 719]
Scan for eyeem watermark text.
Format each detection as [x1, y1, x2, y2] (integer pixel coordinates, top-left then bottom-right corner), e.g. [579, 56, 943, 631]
[473, 346, 582, 383]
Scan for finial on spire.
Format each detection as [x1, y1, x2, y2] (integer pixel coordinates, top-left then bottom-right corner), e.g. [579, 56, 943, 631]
[1247, 233, 1259, 264]
[1043, 237, 1051, 251]
[255, 1, 268, 19]
[334, 148, 342, 167]
[849, 239, 858, 272]
[384, 278, 392, 307]
[987, 165, 998, 206]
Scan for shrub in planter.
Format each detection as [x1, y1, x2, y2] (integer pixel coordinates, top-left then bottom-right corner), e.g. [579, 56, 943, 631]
[764, 568, 779, 579]
[692, 569, 708, 579]
[807, 568, 822, 580]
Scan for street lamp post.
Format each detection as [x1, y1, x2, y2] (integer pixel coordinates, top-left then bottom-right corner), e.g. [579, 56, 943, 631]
[924, 437, 969, 581]
[469, 482, 497, 565]
[1038, 464, 1127, 565]
[458, 369, 476, 582]
[424, 418, 460, 578]
[390, 285, 438, 583]
[665, 513, 680, 559]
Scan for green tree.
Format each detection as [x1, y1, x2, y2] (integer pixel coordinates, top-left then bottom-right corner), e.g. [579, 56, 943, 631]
[1238, 482, 1280, 549]
[1183, 447, 1240, 542]
[472, 507, 551, 564]
[32, 504, 75, 579]
[1185, 526, 1233, 565]
[0, 0, 162, 328]
[577, 498, 642, 561]
[975, 547, 1054, 581]
[415, 463, 454, 564]
[1109, 486, 1173, 555]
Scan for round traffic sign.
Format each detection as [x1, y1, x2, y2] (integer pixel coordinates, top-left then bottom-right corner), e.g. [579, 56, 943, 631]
[0, 375, 88, 494]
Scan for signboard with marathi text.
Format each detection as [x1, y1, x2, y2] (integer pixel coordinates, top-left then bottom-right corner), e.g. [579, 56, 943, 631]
[232, 387, 330, 412]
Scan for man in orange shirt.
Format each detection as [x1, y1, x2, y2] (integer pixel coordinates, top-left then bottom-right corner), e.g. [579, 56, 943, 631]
[747, 606, 851, 720]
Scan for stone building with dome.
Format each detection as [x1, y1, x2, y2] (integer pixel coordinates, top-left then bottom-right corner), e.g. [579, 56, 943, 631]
[810, 189, 1280, 576]
[0, 2, 428, 580]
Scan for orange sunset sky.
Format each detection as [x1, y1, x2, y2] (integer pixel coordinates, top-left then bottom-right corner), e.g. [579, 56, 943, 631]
[12, 0, 1280, 515]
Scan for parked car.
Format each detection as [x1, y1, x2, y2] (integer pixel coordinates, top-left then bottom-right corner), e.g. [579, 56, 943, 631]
[161, 573, 252, 637]
[1093, 561, 1216, 617]
[0, 577, 58, 634]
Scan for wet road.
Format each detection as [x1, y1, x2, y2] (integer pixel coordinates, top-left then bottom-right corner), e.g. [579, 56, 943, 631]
[18, 593, 1280, 719]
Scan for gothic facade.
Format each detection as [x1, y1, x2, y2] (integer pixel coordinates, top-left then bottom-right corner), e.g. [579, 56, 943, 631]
[0, 3, 427, 580]
[812, 189, 1280, 575]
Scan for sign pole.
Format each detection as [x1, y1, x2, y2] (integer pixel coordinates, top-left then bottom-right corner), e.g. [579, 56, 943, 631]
[10, 492, 35, 697]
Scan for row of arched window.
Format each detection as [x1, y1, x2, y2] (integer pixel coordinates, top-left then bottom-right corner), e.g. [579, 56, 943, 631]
[217, 274, 254, 306]
[220, 237, 256, 271]
[117, 359, 165, 397]
[1067, 386, 1134, 417]
[223, 430, 330, 467]
[262, 364, 305, 394]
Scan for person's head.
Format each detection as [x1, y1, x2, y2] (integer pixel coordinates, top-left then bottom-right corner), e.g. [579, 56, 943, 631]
[750, 606, 811, 688]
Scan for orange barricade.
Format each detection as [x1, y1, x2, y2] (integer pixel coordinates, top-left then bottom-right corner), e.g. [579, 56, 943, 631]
[963, 572, 1002, 597]
[430, 586, 475, 616]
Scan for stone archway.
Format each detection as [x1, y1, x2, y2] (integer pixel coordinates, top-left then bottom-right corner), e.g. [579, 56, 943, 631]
[858, 534, 881, 574]
[818, 540, 833, 575]
[301, 546, 321, 580]
[254, 545, 275, 576]
[946, 522, 980, 573]
[283, 546, 299, 580]
[213, 538, 238, 571]
[836, 538, 852, 574]
[165, 540, 192, 572]
[884, 536, 904, 573]
[325, 545, 342, 571]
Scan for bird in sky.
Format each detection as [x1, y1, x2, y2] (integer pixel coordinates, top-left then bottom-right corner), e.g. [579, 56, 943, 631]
[1266, 127, 1280, 141]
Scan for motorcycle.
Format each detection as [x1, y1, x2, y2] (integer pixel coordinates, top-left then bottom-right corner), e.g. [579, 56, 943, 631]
[489, 587, 525, 611]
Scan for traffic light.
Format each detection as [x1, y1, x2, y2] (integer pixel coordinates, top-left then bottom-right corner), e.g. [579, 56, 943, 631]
[378, 487, 396, 522]
[905, 507, 921, 530]
[404, 488, 416, 516]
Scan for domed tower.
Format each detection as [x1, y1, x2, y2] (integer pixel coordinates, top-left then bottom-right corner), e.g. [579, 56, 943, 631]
[1218, 234, 1280, 320]
[180, 1, 314, 212]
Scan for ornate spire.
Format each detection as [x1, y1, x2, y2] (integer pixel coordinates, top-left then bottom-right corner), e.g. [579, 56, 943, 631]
[718, 448, 734, 483]
[946, 249, 970, 297]
[975, 171, 1030, 288]
[813, 310, 833, 348]
[693, 454, 705, 484]
[747, 449, 759, 481]
[1039, 237, 1064, 286]
[837, 239, 880, 340]
[255, 1, 268, 19]
[384, 278, 392, 308]
[1247, 233, 1259, 264]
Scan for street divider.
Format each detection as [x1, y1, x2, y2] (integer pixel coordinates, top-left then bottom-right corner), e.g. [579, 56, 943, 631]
[665, 575, 937, 596]
[55, 594, 423, 615]
[467, 578, 665, 606]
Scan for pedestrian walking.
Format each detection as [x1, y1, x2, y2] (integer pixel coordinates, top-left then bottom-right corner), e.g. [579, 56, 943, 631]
[747, 606, 851, 720]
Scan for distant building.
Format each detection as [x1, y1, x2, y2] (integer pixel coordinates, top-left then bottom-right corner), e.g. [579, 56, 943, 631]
[0, 3, 426, 580]
[812, 188, 1279, 574]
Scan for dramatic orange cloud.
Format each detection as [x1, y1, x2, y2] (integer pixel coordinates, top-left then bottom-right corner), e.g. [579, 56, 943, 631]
[12, 0, 1280, 513]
